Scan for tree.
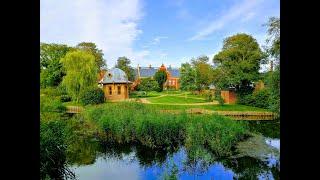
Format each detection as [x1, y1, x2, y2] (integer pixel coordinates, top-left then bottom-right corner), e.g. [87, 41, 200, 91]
[265, 17, 280, 114]
[154, 70, 167, 92]
[40, 43, 74, 87]
[76, 42, 106, 69]
[213, 33, 263, 94]
[136, 78, 160, 92]
[265, 17, 280, 61]
[191, 56, 214, 91]
[115, 57, 135, 81]
[179, 63, 197, 91]
[60, 50, 98, 102]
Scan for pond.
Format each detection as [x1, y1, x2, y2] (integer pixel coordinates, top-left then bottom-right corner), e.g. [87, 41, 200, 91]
[67, 120, 280, 180]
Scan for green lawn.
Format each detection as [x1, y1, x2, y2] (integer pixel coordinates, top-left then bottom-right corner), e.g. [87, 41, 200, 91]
[147, 95, 207, 104]
[145, 104, 269, 112]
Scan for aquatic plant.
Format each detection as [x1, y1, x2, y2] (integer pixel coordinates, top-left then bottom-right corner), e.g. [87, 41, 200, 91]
[83, 102, 248, 156]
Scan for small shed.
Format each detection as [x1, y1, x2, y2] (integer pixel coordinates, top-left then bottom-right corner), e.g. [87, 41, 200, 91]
[99, 68, 132, 101]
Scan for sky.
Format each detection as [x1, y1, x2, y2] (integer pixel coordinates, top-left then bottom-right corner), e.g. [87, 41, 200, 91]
[40, 0, 279, 69]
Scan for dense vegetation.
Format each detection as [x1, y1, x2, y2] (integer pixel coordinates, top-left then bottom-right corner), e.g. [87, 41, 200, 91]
[83, 102, 248, 156]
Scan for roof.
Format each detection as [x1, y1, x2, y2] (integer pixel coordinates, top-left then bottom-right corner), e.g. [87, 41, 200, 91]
[167, 67, 180, 77]
[135, 66, 180, 78]
[138, 67, 158, 77]
[100, 68, 132, 84]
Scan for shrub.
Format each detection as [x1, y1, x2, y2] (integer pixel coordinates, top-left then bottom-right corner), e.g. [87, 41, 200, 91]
[40, 120, 75, 179]
[214, 90, 224, 105]
[238, 89, 270, 109]
[136, 78, 160, 92]
[80, 88, 105, 105]
[83, 102, 248, 156]
[60, 95, 72, 102]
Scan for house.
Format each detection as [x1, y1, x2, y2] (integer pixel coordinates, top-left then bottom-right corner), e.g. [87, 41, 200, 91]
[133, 64, 180, 90]
[99, 68, 132, 101]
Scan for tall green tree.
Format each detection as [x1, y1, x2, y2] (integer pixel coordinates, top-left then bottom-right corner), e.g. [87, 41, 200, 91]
[40, 43, 74, 87]
[115, 56, 135, 81]
[76, 42, 106, 69]
[60, 50, 98, 102]
[265, 17, 280, 114]
[154, 70, 167, 92]
[213, 33, 263, 94]
[179, 63, 197, 91]
[191, 56, 214, 91]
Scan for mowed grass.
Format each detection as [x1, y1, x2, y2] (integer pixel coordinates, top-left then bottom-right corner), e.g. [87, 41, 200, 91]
[145, 104, 269, 112]
[147, 95, 206, 104]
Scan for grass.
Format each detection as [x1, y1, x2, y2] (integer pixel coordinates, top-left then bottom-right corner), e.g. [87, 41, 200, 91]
[82, 102, 248, 156]
[147, 95, 206, 104]
[144, 104, 269, 112]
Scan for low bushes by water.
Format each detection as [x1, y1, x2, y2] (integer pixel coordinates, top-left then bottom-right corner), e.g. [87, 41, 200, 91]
[83, 102, 248, 156]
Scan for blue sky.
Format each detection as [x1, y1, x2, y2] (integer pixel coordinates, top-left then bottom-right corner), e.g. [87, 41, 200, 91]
[41, 0, 279, 69]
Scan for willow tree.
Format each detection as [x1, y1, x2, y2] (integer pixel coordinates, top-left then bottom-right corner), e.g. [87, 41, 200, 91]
[60, 50, 98, 102]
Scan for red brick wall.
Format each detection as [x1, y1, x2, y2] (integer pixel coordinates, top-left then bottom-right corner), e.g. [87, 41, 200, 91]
[221, 90, 237, 104]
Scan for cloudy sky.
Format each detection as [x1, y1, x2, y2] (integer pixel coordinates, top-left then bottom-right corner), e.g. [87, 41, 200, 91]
[41, 0, 279, 68]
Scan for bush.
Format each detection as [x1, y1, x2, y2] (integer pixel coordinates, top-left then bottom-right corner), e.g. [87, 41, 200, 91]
[214, 90, 224, 105]
[136, 78, 160, 92]
[80, 88, 105, 105]
[238, 89, 270, 109]
[60, 95, 72, 102]
[203, 91, 214, 102]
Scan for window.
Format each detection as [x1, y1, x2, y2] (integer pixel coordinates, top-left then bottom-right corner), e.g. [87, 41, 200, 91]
[109, 87, 112, 95]
[118, 86, 121, 95]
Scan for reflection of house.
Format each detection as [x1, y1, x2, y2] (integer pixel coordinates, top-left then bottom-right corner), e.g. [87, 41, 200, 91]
[133, 64, 180, 90]
[99, 68, 132, 101]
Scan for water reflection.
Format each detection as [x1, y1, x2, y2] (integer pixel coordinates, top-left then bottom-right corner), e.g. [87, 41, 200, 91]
[68, 136, 280, 179]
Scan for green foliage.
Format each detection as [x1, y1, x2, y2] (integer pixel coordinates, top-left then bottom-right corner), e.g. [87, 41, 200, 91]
[60, 50, 98, 102]
[185, 115, 247, 156]
[76, 42, 106, 69]
[213, 33, 263, 93]
[179, 63, 197, 91]
[136, 78, 160, 91]
[40, 93, 66, 113]
[40, 120, 75, 179]
[40, 43, 74, 87]
[191, 56, 214, 90]
[265, 17, 280, 60]
[154, 70, 168, 92]
[115, 56, 135, 81]
[238, 89, 270, 109]
[80, 88, 105, 105]
[83, 102, 248, 156]
[266, 67, 280, 113]
[130, 91, 148, 98]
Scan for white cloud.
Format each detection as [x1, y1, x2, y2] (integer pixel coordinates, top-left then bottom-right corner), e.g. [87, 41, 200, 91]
[189, 0, 263, 41]
[41, 0, 145, 68]
[151, 36, 168, 45]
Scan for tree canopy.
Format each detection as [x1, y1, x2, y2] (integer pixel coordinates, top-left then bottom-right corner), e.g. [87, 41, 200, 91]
[154, 69, 167, 92]
[60, 50, 98, 102]
[115, 57, 135, 81]
[40, 43, 74, 87]
[179, 63, 197, 91]
[213, 33, 263, 93]
[191, 56, 214, 91]
[76, 42, 105, 69]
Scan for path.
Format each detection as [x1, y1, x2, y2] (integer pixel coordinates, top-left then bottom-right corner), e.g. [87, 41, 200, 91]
[139, 93, 219, 105]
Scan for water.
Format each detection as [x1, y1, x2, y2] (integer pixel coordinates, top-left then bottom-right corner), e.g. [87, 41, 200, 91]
[67, 121, 280, 180]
